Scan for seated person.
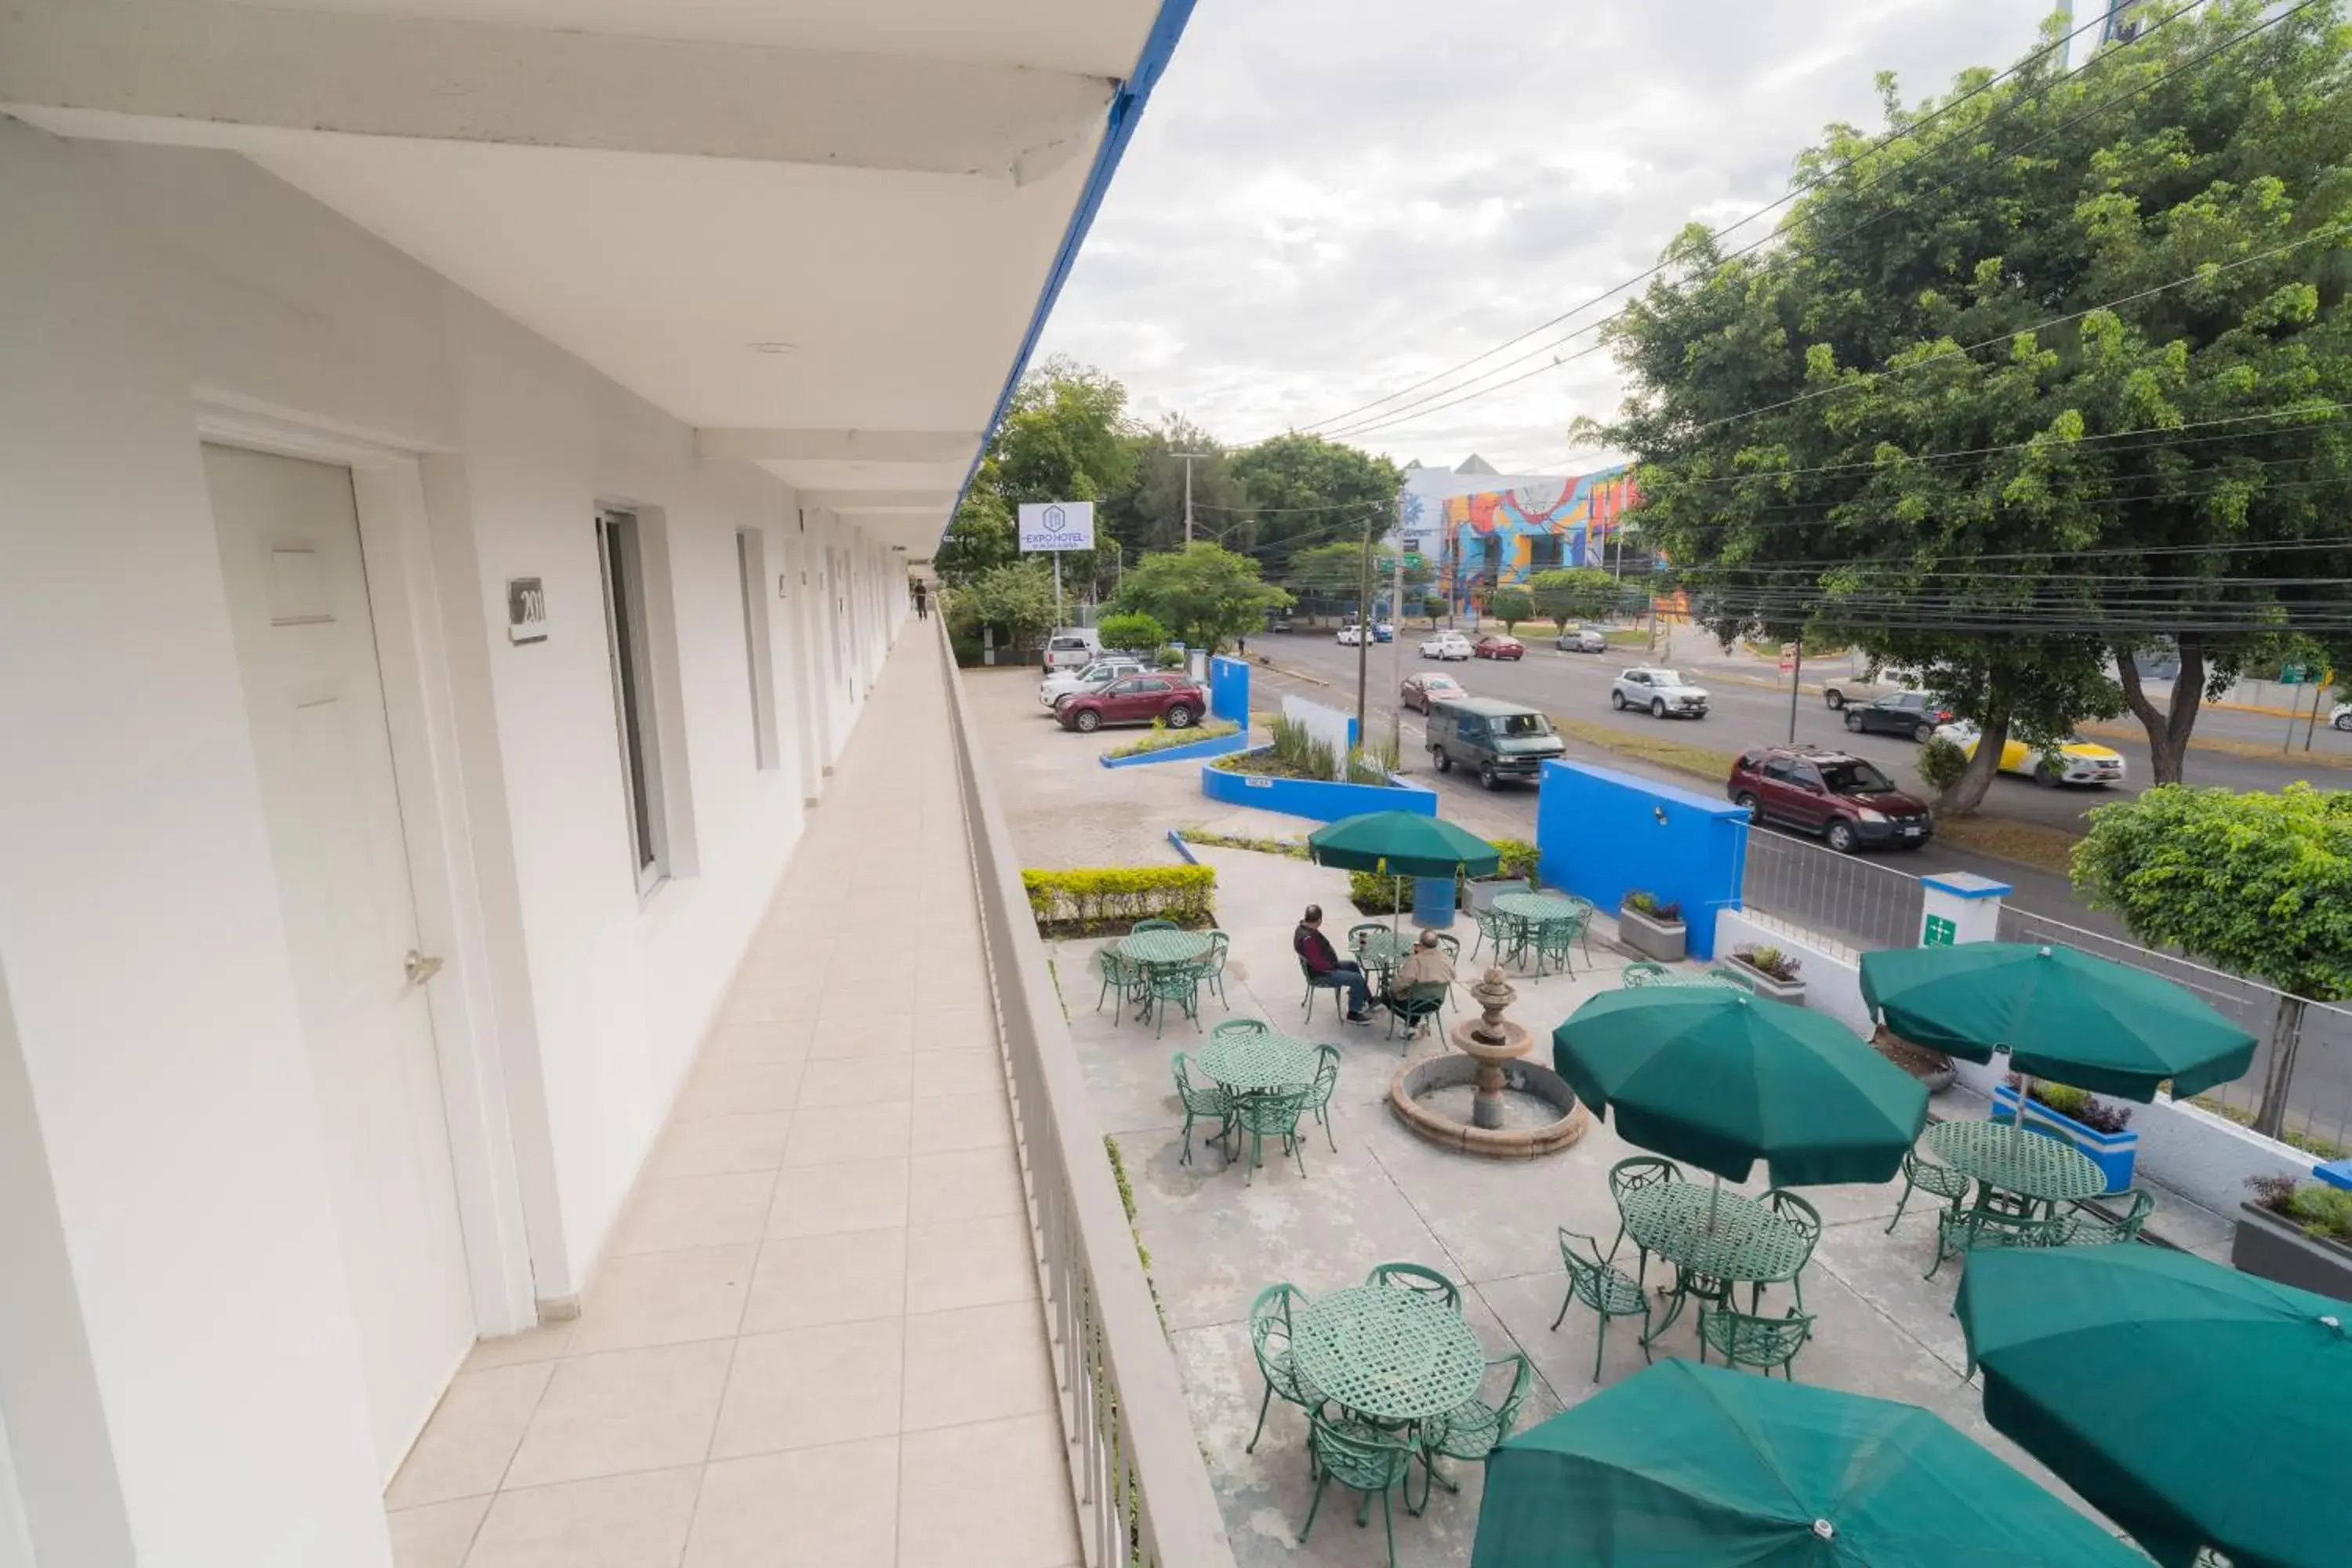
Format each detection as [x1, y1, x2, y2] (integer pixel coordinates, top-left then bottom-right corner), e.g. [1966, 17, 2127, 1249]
[1294, 904, 1373, 1024]
[1388, 928, 1457, 993]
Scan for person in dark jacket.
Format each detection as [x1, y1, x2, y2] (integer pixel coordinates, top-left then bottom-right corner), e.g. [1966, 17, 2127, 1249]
[1294, 904, 1372, 1023]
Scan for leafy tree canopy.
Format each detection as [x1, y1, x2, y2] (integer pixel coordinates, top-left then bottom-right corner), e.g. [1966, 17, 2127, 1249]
[935, 357, 1138, 586]
[1489, 586, 1535, 632]
[945, 561, 1058, 648]
[1589, 1, 2352, 808]
[1094, 611, 1168, 655]
[1530, 567, 1620, 624]
[1111, 543, 1291, 655]
[1100, 416, 1249, 557]
[1229, 434, 1404, 579]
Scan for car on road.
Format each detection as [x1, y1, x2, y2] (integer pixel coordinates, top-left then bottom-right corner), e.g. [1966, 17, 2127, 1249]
[1820, 667, 1922, 710]
[1038, 657, 1148, 712]
[1399, 673, 1466, 713]
[1473, 635, 1525, 661]
[1934, 721, 2126, 787]
[1337, 623, 1365, 646]
[1842, 691, 1955, 742]
[1374, 620, 1396, 642]
[1611, 667, 1709, 719]
[1042, 630, 1104, 673]
[1420, 631, 1474, 660]
[2335, 701, 2351, 732]
[1728, 745, 1934, 854]
[1056, 673, 1207, 734]
[1426, 697, 1565, 789]
[1554, 626, 1607, 653]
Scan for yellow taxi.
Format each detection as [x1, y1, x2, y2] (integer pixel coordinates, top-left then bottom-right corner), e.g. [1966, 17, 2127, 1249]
[1934, 722, 2125, 787]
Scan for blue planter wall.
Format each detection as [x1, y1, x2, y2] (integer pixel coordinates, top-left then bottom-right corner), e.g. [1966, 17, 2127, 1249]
[1100, 729, 1252, 769]
[1991, 1085, 2140, 1195]
[1534, 760, 1749, 959]
[1208, 656, 1250, 726]
[1200, 750, 1437, 822]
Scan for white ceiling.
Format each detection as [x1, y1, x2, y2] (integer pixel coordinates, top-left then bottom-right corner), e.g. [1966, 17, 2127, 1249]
[2, 0, 1165, 551]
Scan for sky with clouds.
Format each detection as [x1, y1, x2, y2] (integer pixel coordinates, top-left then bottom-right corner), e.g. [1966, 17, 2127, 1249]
[1037, 0, 2070, 475]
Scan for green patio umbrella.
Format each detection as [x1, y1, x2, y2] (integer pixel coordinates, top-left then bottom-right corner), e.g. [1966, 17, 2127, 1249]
[1858, 942, 2256, 1105]
[1307, 810, 1501, 935]
[1472, 1359, 2146, 1567]
[1955, 1246, 2352, 1568]
[1552, 986, 1928, 1187]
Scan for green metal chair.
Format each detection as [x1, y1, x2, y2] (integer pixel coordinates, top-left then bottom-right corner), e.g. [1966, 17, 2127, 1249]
[1171, 1054, 1232, 1168]
[1381, 981, 1448, 1047]
[1298, 955, 1352, 1020]
[1094, 947, 1144, 1015]
[1620, 961, 1670, 988]
[1429, 931, 1461, 964]
[1549, 1226, 1652, 1381]
[1466, 904, 1518, 966]
[1132, 917, 1180, 933]
[1926, 1205, 2057, 1279]
[2049, 1187, 2156, 1247]
[1211, 1018, 1269, 1041]
[1245, 1283, 1319, 1453]
[1145, 960, 1203, 1037]
[1758, 1189, 1822, 1315]
[1365, 1261, 1462, 1312]
[1529, 913, 1588, 977]
[1236, 1087, 1311, 1185]
[1697, 1304, 1815, 1379]
[1411, 1352, 1534, 1512]
[1304, 1044, 1341, 1152]
[1605, 1155, 1685, 1287]
[1885, 1146, 1973, 1233]
[1199, 930, 1233, 1007]
[1301, 1408, 1414, 1568]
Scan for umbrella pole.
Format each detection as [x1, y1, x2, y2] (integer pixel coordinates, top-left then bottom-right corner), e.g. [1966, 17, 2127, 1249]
[1392, 874, 1402, 940]
[1707, 1173, 1722, 1236]
[2014, 1071, 2033, 1126]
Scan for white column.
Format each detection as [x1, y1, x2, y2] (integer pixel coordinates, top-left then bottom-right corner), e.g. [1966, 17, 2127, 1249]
[1918, 871, 2009, 947]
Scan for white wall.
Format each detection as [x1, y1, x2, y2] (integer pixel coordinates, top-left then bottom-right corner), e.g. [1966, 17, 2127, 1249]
[0, 121, 901, 1560]
[1715, 909, 1876, 1037]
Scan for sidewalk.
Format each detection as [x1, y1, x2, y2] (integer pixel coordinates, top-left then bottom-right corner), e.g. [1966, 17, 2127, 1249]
[383, 630, 1076, 1568]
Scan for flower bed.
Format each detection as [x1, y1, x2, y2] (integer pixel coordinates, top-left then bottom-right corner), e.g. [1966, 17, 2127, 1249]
[1992, 1079, 2138, 1193]
[1201, 747, 1435, 824]
[2235, 1175, 2352, 1298]
[1099, 719, 1247, 768]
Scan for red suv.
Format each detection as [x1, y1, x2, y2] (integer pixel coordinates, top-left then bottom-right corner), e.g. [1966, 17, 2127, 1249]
[1058, 674, 1207, 734]
[1728, 745, 1934, 854]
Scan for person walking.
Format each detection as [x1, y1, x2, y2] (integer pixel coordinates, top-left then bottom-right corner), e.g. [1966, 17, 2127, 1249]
[913, 579, 930, 620]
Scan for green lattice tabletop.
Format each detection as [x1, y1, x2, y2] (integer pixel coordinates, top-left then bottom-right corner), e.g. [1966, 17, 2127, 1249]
[1621, 963, 1751, 990]
[1193, 1032, 1319, 1094]
[1618, 1182, 1812, 1286]
[1114, 929, 1214, 968]
[1290, 1285, 1485, 1425]
[1491, 891, 1590, 927]
[1351, 928, 1414, 972]
[1920, 1120, 2106, 1205]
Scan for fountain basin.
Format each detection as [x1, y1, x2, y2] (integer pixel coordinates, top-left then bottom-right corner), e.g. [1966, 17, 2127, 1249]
[1389, 1054, 1588, 1159]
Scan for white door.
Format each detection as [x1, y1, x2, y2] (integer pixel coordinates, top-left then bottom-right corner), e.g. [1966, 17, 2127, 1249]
[204, 444, 475, 1482]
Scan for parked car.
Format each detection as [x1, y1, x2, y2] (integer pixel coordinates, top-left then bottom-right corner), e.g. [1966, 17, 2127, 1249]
[1935, 721, 2126, 787]
[1425, 697, 1565, 789]
[1611, 667, 1709, 719]
[1268, 612, 1294, 633]
[1842, 691, 1955, 742]
[1420, 631, 1474, 660]
[1338, 623, 1367, 646]
[2334, 702, 2351, 732]
[1042, 630, 1103, 673]
[1555, 626, 1607, 653]
[1038, 658, 1148, 712]
[1728, 745, 1934, 854]
[1400, 673, 1466, 713]
[1374, 621, 1396, 642]
[1473, 635, 1525, 661]
[1056, 674, 1207, 734]
[1820, 666, 1921, 710]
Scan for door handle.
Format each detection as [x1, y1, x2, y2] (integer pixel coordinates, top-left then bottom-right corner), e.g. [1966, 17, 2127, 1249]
[404, 950, 445, 987]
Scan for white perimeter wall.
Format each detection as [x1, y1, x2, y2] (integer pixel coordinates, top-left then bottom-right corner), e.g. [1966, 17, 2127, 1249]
[0, 120, 903, 1564]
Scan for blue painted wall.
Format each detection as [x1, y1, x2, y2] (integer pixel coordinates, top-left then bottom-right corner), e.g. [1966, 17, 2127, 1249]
[1208, 656, 1250, 726]
[1534, 760, 1749, 959]
[1200, 752, 1437, 823]
[1100, 730, 1252, 769]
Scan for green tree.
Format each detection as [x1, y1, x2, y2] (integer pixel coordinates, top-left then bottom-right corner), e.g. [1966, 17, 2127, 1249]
[2074, 782, 2352, 1134]
[1101, 416, 1248, 557]
[1489, 586, 1535, 633]
[1094, 611, 1167, 655]
[1530, 567, 1619, 625]
[1112, 543, 1291, 654]
[1283, 539, 1370, 617]
[1588, 2, 2352, 806]
[1421, 594, 1448, 622]
[935, 357, 1138, 588]
[944, 561, 1058, 651]
[931, 489, 1016, 583]
[1229, 434, 1404, 579]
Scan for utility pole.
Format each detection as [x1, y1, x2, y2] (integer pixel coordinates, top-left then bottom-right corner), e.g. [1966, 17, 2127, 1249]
[1174, 452, 1211, 544]
[1786, 643, 1804, 744]
[1356, 513, 1374, 742]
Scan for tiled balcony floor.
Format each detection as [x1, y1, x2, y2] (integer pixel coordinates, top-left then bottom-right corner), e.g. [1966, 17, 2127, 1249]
[384, 630, 1079, 1568]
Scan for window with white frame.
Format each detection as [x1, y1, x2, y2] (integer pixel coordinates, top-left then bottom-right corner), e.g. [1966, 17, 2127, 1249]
[597, 510, 669, 891]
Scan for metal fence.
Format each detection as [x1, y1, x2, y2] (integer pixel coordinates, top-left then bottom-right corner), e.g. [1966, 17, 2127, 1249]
[938, 628, 1238, 1568]
[1995, 906, 2352, 1159]
[1739, 829, 1928, 962]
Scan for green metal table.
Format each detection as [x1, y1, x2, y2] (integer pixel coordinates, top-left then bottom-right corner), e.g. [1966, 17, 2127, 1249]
[1918, 1119, 2105, 1213]
[1492, 891, 1592, 974]
[1618, 1181, 1812, 1345]
[1351, 927, 1413, 986]
[1621, 963, 1751, 990]
[1114, 929, 1214, 1024]
[1290, 1284, 1485, 1427]
[1193, 1030, 1318, 1094]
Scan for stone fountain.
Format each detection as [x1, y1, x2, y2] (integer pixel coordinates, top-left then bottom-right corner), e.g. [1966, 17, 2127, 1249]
[1388, 964, 1588, 1158]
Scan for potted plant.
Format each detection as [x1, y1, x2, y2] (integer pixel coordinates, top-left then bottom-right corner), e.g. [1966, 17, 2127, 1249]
[2235, 1175, 2352, 1299]
[1990, 1076, 2138, 1194]
[1617, 891, 1686, 964]
[1871, 1026, 1958, 1094]
[1721, 945, 1806, 1005]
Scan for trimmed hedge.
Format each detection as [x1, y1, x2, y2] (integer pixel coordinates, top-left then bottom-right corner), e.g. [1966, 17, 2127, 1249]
[1022, 866, 1217, 935]
[1348, 836, 1539, 913]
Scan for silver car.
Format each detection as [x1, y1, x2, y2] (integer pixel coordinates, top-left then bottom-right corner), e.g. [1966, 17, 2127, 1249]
[1611, 666, 1710, 719]
[1554, 626, 1606, 653]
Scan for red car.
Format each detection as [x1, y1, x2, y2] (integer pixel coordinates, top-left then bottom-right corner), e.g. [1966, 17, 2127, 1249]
[1473, 635, 1524, 661]
[1057, 673, 1207, 734]
[1727, 744, 1934, 855]
[1400, 673, 1466, 713]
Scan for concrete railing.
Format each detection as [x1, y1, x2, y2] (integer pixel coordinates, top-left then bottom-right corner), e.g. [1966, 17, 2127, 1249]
[935, 626, 1237, 1568]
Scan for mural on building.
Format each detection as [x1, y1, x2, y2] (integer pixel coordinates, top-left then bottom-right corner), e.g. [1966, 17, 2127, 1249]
[1439, 466, 1638, 602]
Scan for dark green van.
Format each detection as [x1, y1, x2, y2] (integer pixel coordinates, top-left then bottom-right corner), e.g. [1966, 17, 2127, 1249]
[1425, 697, 1566, 789]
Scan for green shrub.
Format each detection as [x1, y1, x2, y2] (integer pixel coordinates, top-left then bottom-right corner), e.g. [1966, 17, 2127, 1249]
[1349, 869, 1409, 913]
[1181, 830, 1308, 858]
[1625, 890, 1682, 922]
[1269, 715, 1338, 780]
[1096, 611, 1167, 655]
[1484, 838, 1538, 883]
[2248, 1174, 2352, 1244]
[1102, 718, 1240, 760]
[1021, 866, 1216, 935]
[1153, 645, 1188, 670]
[1915, 735, 1969, 793]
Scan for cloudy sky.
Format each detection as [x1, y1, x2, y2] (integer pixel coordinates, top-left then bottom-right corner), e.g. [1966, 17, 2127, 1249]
[1037, 0, 2067, 474]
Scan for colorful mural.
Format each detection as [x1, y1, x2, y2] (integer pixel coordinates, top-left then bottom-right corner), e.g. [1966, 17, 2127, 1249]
[1439, 466, 1637, 601]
